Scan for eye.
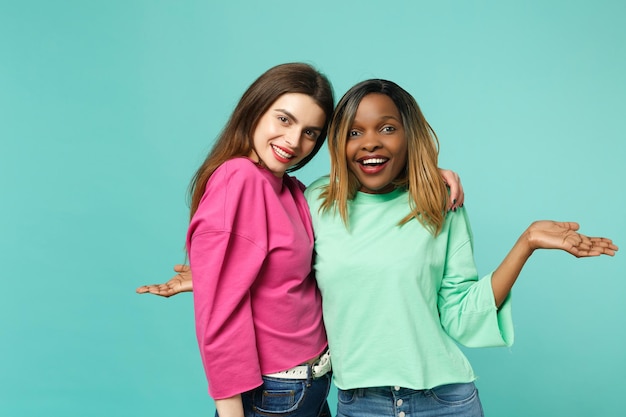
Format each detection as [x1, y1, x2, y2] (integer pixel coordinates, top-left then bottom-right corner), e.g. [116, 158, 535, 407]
[278, 115, 290, 124]
[304, 129, 318, 140]
[381, 125, 396, 133]
[348, 130, 361, 138]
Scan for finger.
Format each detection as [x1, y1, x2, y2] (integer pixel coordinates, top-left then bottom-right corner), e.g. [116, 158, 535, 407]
[573, 242, 593, 252]
[137, 284, 163, 294]
[578, 236, 618, 256]
[589, 238, 618, 250]
[146, 285, 163, 294]
[566, 245, 602, 258]
[456, 183, 465, 208]
[589, 242, 619, 251]
[575, 234, 613, 247]
[149, 286, 173, 297]
[440, 170, 450, 185]
[447, 182, 459, 211]
[563, 232, 584, 246]
[174, 264, 190, 272]
[558, 221, 580, 231]
[590, 241, 618, 256]
[571, 244, 616, 257]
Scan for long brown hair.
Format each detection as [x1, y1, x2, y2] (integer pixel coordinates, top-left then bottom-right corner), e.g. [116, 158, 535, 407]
[320, 79, 448, 235]
[188, 63, 334, 219]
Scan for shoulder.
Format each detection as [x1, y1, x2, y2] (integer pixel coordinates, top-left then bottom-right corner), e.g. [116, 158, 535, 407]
[304, 176, 330, 199]
[442, 205, 474, 248]
[445, 205, 472, 227]
[192, 158, 271, 227]
[214, 157, 261, 179]
[208, 157, 268, 189]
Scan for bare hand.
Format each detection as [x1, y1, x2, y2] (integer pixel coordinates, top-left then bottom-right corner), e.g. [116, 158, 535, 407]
[525, 221, 618, 258]
[439, 168, 464, 211]
[136, 264, 193, 297]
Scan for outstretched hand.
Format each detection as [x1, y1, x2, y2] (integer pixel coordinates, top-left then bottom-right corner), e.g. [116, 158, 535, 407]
[525, 221, 618, 257]
[491, 221, 617, 307]
[136, 264, 193, 297]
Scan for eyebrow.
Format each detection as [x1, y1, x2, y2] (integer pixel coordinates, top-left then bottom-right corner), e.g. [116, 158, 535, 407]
[275, 108, 324, 132]
[352, 115, 401, 125]
[275, 108, 298, 123]
[379, 115, 401, 122]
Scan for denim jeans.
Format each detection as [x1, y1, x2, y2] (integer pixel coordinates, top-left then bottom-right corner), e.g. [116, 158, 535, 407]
[337, 382, 483, 417]
[219, 372, 332, 417]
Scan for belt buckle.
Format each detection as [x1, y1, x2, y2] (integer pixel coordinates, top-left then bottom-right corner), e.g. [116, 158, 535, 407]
[311, 351, 331, 378]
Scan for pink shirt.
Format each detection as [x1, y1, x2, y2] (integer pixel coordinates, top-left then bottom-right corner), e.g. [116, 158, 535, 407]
[187, 158, 327, 399]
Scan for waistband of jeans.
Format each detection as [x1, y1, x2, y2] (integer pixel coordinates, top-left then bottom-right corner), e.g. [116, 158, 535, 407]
[264, 349, 331, 380]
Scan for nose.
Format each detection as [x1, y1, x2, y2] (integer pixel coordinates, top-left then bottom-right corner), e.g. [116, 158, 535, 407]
[284, 131, 302, 149]
[360, 131, 382, 151]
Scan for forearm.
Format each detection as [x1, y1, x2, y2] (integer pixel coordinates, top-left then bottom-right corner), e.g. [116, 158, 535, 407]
[491, 230, 534, 308]
[215, 395, 244, 417]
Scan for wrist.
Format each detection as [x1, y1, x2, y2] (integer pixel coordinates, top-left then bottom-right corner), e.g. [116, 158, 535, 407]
[519, 227, 537, 257]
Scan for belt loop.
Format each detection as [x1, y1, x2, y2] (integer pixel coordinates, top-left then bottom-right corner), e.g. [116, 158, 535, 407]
[306, 364, 313, 387]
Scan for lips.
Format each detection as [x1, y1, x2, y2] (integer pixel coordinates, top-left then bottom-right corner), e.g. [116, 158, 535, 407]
[356, 155, 389, 174]
[272, 144, 295, 163]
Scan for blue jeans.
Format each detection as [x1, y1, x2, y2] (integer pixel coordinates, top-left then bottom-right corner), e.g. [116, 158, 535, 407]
[337, 383, 483, 417]
[219, 372, 332, 417]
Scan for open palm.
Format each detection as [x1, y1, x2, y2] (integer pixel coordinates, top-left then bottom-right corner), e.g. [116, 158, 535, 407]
[526, 221, 618, 257]
[136, 264, 193, 297]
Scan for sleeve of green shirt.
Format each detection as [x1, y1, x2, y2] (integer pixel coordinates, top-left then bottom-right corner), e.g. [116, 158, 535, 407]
[438, 207, 514, 348]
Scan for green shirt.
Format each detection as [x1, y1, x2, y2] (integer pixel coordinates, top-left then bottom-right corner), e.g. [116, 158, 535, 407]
[305, 177, 514, 390]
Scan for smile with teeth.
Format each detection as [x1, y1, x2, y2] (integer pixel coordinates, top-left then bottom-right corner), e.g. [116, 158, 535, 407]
[272, 144, 294, 160]
[360, 157, 388, 166]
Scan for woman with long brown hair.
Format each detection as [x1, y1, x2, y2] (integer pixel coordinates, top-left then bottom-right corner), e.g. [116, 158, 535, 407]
[183, 62, 334, 417]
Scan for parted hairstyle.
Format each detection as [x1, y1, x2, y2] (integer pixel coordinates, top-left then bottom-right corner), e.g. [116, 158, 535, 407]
[189, 63, 335, 219]
[319, 79, 448, 235]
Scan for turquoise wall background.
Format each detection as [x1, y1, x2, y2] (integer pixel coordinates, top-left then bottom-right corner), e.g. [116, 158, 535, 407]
[2, 1, 624, 416]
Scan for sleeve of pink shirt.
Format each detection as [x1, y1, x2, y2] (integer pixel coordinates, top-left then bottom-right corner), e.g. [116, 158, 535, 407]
[187, 160, 270, 399]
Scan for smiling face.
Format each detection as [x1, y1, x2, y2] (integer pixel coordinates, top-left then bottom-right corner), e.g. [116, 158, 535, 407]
[345, 93, 408, 194]
[249, 93, 326, 177]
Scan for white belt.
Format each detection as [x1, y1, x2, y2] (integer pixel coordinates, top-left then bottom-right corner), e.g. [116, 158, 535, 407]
[265, 350, 331, 380]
